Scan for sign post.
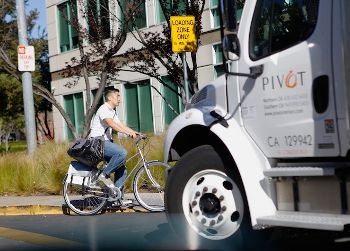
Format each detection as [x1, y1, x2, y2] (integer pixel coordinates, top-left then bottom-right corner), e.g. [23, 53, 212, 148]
[16, 0, 37, 154]
[170, 16, 197, 104]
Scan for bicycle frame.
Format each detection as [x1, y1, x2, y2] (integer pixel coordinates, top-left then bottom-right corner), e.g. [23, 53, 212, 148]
[124, 138, 161, 189]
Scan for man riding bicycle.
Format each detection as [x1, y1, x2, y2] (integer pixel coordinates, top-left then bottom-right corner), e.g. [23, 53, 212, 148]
[89, 87, 137, 203]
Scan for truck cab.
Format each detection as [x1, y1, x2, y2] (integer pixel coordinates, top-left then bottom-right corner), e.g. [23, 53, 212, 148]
[164, 0, 350, 245]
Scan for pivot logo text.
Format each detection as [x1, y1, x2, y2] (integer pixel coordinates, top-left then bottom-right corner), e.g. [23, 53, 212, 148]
[262, 70, 306, 91]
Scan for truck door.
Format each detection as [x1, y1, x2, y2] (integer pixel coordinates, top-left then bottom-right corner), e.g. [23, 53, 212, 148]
[234, 0, 339, 158]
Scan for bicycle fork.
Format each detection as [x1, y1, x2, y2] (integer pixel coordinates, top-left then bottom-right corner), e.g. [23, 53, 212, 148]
[137, 144, 161, 189]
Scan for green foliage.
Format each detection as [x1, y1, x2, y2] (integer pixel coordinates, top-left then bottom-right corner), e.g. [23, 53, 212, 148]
[0, 140, 27, 153]
[0, 74, 23, 115]
[0, 74, 25, 132]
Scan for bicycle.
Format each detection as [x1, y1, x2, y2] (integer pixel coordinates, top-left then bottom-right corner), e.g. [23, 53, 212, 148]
[63, 134, 170, 215]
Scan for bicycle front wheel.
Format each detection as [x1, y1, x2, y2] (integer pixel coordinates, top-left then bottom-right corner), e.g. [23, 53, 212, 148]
[133, 161, 170, 212]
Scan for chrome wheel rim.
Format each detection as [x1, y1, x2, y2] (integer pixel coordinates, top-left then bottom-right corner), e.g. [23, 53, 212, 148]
[182, 169, 244, 240]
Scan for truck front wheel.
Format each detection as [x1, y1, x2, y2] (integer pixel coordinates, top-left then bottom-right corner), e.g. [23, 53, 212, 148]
[165, 145, 249, 246]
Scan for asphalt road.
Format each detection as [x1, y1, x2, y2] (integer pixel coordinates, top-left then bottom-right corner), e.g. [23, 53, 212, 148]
[0, 213, 350, 251]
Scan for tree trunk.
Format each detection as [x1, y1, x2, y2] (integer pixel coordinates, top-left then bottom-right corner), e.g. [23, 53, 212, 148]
[43, 110, 54, 140]
[82, 60, 109, 138]
[5, 133, 9, 153]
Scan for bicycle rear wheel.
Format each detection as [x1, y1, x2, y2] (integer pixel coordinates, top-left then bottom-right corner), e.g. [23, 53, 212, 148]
[63, 175, 108, 215]
[133, 161, 170, 212]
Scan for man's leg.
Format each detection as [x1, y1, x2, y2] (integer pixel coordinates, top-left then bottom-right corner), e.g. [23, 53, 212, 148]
[102, 141, 127, 187]
[114, 166, 127, 189]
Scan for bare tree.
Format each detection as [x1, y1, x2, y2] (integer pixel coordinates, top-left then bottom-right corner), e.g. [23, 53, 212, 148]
[57, 0, 142, 139]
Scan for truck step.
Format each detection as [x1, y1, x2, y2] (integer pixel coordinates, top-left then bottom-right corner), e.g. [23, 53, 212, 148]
[257, 211, 350, 231]
[264, 167, 335, 177]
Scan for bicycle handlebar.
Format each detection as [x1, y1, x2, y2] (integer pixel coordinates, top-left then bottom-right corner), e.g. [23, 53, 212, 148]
[136, 133, 147, 140]
[125, 132, 147, 141]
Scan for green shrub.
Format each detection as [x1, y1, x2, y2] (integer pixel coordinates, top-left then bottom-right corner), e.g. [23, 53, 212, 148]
[0, 134, 164, 195]
[0, 142, 71, 195]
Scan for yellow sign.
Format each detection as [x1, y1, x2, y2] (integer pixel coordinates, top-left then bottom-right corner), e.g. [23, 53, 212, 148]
[170, 16, 197, 53]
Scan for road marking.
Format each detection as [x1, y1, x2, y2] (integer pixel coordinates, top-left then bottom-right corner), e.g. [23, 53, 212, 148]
[0, 227, 84, 247]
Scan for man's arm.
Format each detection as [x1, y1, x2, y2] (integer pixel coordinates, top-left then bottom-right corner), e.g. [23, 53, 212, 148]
[104, 118, 137, 138]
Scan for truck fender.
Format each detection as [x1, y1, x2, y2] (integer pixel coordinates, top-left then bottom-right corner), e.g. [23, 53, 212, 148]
[164, 108, 276, 226]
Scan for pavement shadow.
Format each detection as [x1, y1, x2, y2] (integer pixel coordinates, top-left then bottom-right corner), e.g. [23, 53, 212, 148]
[144, 223, 190, 250]
[62, 202, 146, 216]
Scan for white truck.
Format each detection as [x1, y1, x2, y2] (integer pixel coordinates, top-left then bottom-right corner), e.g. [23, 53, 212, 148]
[164, 0, 350, 245]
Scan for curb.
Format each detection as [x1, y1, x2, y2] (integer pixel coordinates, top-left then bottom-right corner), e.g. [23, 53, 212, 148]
[0, 205, 63, 216]
[0, 205, 147, 216]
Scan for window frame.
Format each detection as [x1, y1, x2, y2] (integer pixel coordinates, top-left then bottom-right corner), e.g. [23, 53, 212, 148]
[86, 0, 112, 40]
[155, 0, 166, 24]
[161, 75, 184, 125]
[209, 0, 220, 30]
[123, 79, 154, 132]
[118, 0, 148, 31]
[63, 91, 85, 140]
[57, 0, 79, 53]
[212, 43, 225, 79]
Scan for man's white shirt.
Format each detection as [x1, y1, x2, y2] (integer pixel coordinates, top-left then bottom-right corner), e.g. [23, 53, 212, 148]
[89, 103, 120, 140]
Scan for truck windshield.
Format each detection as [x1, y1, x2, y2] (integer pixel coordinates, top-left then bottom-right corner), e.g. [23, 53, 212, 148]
[249, 0, 319, 60]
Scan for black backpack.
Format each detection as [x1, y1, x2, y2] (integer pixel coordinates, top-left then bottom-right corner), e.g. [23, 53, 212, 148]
[67, 136, 104, 167]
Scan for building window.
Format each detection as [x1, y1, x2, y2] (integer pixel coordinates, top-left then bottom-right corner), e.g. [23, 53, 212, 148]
[176, 0, 187, 15]
[124, 80, 154, 132]
[210, 0, 220, 29]
[119, 0, 147, 30]
[57, 1, 78, 53]
[213, 44, 225, 78]
[64, 92, 84, 141]
[162, 76, 184, 126]
[87, 0, 111, 40]
[250, 0, 319, 60]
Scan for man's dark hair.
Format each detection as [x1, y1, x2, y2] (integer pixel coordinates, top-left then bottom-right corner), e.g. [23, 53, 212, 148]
[105, 87, 120, 101]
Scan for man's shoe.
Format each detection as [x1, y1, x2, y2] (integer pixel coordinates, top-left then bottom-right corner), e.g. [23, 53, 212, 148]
[120, 199, 133, 206]
[109, 199, 134, 208]
[98, 173, 114, 187]
[98, 173, 122, 199]
[90, 169, 102, 184]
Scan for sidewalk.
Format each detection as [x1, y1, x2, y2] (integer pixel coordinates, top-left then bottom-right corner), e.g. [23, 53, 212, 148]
[0, 194, 145, 216]
[0, 196, 64, 207]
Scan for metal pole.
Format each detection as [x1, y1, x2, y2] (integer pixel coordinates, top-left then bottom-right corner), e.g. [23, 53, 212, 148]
[182, 53, 189, 103]
[16, 0, 37, 154]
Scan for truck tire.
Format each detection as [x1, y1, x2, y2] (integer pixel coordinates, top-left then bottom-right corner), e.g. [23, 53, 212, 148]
[165, 145, 251, 249]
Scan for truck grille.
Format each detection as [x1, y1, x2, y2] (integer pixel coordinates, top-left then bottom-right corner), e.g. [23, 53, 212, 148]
[191, 87, 208, 104]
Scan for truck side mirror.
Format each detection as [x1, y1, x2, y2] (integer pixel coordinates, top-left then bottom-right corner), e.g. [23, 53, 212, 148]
[220, 0, 240, 61]
[223, 33, 240, 61]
